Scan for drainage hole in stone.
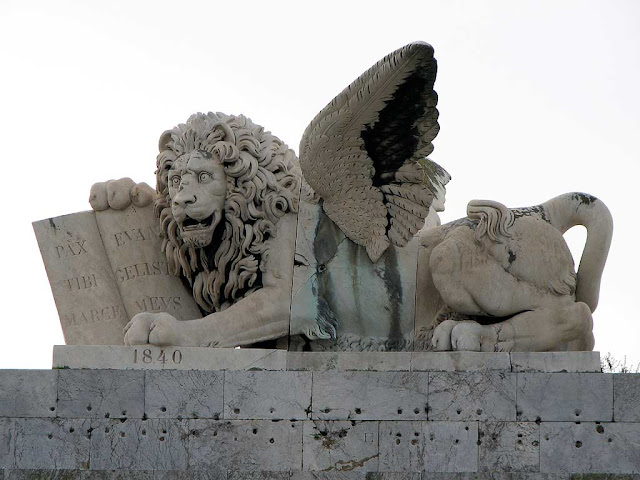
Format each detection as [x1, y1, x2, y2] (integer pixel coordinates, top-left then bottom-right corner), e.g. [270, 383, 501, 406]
[396, 433, 402, 437]
[161, 407, 167, 412]
[455, 439, 459, 444]
[213, 431, 217, 437]
[253, 428, 258, 435]
[159, 436, 165, 441]
[120, 432, 125, 438]
[104, 413, 110, 419]
[233, 408, 240, 414]
[47, 434, 53, 439]
[456, 409, 461, 415]
[49, 407, 55, 412]
[465, 426, 469, 431]
[575, 441, 582, 448]
[395, 438, 401, 445]
[414, 432, 420, 437]
[141, 430, 146, 435]
[355, 408, 361, 415]
[397, 408, 403, 415]
[596, 425, 605, 434]
[414, 408, 420, 414]
[517, 440, 522, 445]
[517, 433, 523, 438]
[574, 409, 581, 417]
[608, 438, 613, 443]
[105, 428, 110, 434]
[121, 410, 127, 416]
[69, 427, 74, 433]
[476, 409, 482, 415]
[269, 438, 275, 444]
[87, 406, 92, 412]
[270, 408, 275, 414]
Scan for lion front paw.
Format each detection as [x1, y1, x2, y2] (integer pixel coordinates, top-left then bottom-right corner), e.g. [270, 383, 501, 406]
[432, 319, 457, 351]
[90, 178, 156, 211]
[123, 312, 155, 345]
[148, 313, 184, 346]
[450, 321, 498, 352]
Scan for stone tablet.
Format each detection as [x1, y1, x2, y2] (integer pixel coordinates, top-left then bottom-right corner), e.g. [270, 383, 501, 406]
[33, 211, 128, 344]
[34, 203, 202, 345]
[95, 202, 201, 321]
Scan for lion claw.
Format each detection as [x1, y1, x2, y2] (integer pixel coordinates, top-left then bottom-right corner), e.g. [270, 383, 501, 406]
[89, 178, 156, 211]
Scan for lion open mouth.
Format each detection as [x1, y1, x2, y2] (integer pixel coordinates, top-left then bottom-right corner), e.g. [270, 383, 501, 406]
[178, 211, 222, 248]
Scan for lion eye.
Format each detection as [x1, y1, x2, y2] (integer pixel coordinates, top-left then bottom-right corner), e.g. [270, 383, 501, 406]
[170, 176, 181, 187]
[199, 172, 212, 182]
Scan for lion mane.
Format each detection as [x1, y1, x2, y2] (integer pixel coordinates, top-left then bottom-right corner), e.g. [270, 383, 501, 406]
[155, 112, 300, 313]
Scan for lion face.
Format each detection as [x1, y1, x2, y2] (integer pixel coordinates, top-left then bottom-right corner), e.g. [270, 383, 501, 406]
[167, 150, 226, 248]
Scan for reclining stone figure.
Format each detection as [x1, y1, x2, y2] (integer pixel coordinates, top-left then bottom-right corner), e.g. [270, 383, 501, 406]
[88, 42, 612, 352]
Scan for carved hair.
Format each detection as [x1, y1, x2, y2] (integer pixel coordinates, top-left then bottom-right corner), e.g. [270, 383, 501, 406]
[155, 112, 300, 312]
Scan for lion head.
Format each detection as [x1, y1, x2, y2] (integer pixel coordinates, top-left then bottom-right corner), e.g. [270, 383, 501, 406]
[155, 112, 300, 313]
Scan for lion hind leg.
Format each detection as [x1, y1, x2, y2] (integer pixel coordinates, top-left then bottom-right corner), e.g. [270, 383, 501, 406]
[450, 300, 594, 352]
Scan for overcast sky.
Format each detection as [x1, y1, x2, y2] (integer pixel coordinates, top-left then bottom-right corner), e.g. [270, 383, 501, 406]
[1, 0, 638, 368]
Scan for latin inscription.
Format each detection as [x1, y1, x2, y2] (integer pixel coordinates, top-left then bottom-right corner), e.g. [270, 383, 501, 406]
[55, 240, 88, 258]
[63, 274, 98, 292]
[113, 226, 162, 247]
[133, 348, 183, 365]
[61, 305, 123, 327]
[115, 261, 169, 283]
[135, 295, 183, 313]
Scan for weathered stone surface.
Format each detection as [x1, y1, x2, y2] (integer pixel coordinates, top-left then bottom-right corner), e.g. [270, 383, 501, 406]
[53, 345, 286, 371]
[427, 475, 569, 479]
[312, 372, 428, 420]
[57, 370, 144, 419]
[155, 471, 226, 480]
[4, 471, 156, 479]
[540, 422, 640, 473]
[0, 418, 15, 468]
[145, 370, 223, 419]
[225, 371, 311, 420]
[517, 373, 613, 421]
[614, 374, 640, 422]
[510, 352, 601, 373]
[336, 352, 412, 371]
[410, 352, 510, 372]
[291, 474, 421, 480]
[428, 372, 516, 421]
[378, 421, 477, 472]
[291, 474, 421, 479]
[290, 200, 417, 353]
[478, 422, 539, 472]
[13, 418, 91, 469]
[89, 419, 188, 470]
[286, 352, 339, 371]
[303, 421, 379, 472]
[0, 371, 58, 417]
[188, 420, 302, 471]
[227, 472, 288, 480]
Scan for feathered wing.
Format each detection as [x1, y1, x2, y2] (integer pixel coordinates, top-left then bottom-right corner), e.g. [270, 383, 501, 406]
[300, 42, 451, 262]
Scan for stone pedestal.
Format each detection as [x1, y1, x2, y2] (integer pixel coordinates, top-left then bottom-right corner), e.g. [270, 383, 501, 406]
[1, 348, 638, 478]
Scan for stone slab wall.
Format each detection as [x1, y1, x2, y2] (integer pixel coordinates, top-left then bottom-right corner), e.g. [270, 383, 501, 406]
[0, 350, 639, 479]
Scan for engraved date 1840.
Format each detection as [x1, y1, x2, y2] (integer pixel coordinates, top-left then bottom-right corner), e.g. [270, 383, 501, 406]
[133, 348, 182, 365]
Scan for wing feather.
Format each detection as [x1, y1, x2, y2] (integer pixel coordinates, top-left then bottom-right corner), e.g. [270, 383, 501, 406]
[300, 42, 450, 262]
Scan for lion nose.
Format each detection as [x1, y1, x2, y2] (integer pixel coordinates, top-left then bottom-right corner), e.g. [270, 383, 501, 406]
[174, 192, 196, 208]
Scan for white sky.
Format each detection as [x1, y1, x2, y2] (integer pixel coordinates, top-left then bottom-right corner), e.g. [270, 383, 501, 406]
[1, 0, 638, 369]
